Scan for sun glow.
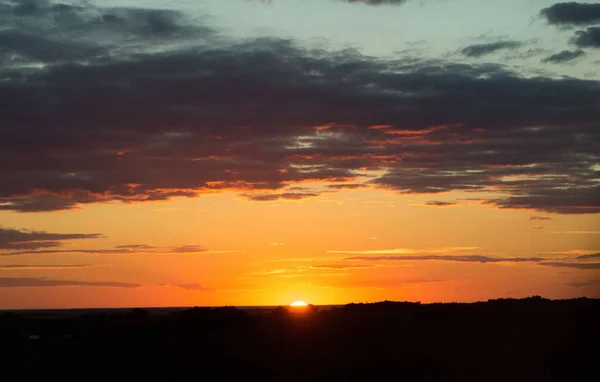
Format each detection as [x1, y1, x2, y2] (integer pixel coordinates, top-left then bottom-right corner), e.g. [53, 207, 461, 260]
[290, 301, 308, 307]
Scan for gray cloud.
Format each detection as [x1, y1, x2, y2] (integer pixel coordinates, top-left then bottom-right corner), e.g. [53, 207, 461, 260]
[0, 227, 101, 250]
[541, 49, 586, 63]
[346, 255, 545, 264]
[541, 262, 600, 269]
[459, 41, 523, 57]
[0, 277, 140, 288]
[571, 27, 600, 48]
[0, 1, 599, 216]
[529, 216, 552, 221]
[540, 2, 600, 26]
[1, 243, 237, 256]
[576, 253, 600, 260]
[424, 201, 457, 207]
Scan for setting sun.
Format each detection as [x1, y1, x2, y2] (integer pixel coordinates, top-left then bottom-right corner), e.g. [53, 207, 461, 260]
[290, 301, 308, 307]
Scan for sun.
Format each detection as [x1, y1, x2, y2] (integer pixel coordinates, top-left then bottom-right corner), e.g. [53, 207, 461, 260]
[290, 301, 308, 307]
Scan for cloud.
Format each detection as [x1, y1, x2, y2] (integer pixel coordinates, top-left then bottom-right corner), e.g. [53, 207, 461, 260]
[309, 263, 377, 270]
[529, 216, 552, 221]
[565, 279, 600, 288]
[541, 262, 600, 269]
[576, 253, 600, 260]
[240, 192, 321, 202]
[325, 277, 443, 289]
[0, 227, 101, 250]
[0, 277, 140, 288]
[424, 201, 457, 207]
[176, 284, 215, 292]
[0, 264, 108, 270]
[115, 244, 157, 250]
[0, 264, 105, 270]
[327, 184, 365, 190]
[2, 243, 244, 256]
[0, 2, 599, 216]
[172, 245, 207, 253]
[541, 49, 586, 63]
[540, 2, 600, 26]
[571, 27, 600, 48]
[345, 255, 545, 264]
[459, 41, 523, 57]
[329, 247, 479, 254]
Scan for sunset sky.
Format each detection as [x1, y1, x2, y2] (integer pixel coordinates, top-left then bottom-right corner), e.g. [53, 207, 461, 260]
[0, 0, 599, 309]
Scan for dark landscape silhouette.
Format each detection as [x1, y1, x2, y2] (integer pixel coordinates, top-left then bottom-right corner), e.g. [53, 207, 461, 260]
[1, 297, 598, 381]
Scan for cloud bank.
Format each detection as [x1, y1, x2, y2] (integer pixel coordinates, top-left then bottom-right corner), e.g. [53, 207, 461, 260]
[0, 1, 598, 215]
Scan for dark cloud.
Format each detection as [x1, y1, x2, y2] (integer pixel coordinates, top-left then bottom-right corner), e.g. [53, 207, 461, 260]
[0, 227, 101, 250]
[424, 201, 457, 207]
[346, 255, 545, 264]
[576, 253, 600, 260]
[0, 2, 599, 215]
[0, 277, 140, 288]
[529, 216, 552, 221]
[327, 184, 365, 190]
[541, 49, 586, 63]
[459, 41, 523, 57]
[540, 2, 600, 26]
[172, 245, 207, 253]
[541, 262, 600, 269]
[176, 284, 215, 292]
[1, 243, 231, 256]
[571, 27, 600, 48]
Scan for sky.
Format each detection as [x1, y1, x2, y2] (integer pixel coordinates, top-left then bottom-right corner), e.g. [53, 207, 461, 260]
[0, 0, 599, 309]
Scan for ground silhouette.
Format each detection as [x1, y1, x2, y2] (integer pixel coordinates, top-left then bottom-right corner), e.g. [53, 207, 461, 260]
[0, 297, 598, 381]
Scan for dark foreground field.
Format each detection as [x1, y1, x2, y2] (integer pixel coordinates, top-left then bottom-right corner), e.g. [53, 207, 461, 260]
[1, 297, 598, 381]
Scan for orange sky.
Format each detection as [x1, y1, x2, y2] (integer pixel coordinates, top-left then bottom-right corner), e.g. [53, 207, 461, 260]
[0, 0, 599, 309]
[1, 188, 598, 309]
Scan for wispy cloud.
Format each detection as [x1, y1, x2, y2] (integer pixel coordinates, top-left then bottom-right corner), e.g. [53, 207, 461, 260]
[0, 227, 101, 250]
[175, 284, 215, 292]
[530, 226, 549, 230]
[328, 247, 479, 255]
[0, 277, 140, 288]
[0, 264, 107, 270]
[576, 253, 600, 260]
[540, 262, 600, 270]
[529, 216, 552, 221]
[346, 255, 544, 264]
[2, 244, 244, 256]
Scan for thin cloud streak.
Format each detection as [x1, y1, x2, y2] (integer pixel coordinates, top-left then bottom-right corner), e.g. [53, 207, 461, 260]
[0, 277, 141, 288]
[345, 255, 545, 264]
[0, 264, 108, 270]
[329, 247, 479, 255]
